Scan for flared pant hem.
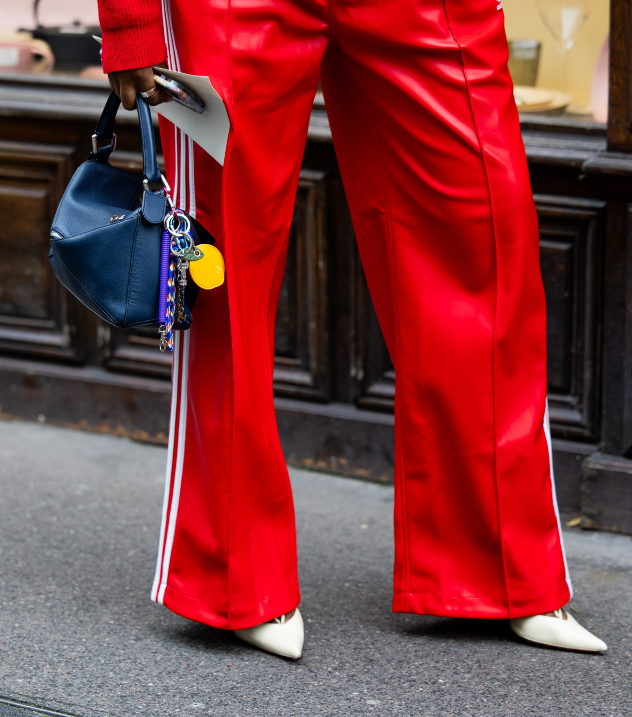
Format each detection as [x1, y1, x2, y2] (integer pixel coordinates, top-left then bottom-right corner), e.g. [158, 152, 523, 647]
[160, 582, 301, 631]
[392, 581, 571, 620]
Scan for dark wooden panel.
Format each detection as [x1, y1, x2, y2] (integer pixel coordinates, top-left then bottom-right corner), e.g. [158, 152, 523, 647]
[276, 215, 300, 357]
[551, 438, 597, 512]
[273, 169, 330, 401]
[104, 325, 171, 378]
[535, 195, 605, 441]
[0, 183, 50, 320]
[276, 397, 395, 483]
[0, 140, 83, 362]
[540, 239, 574, 394]
[353, 265, 394, 412]
[607, 0, 632, 152]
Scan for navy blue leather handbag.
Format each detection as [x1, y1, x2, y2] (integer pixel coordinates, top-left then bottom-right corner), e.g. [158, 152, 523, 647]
[49, 92, 211, 329]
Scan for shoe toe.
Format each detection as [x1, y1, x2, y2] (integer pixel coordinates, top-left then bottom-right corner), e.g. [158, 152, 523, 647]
[510, 612, 607, 652]
[563, 613, 607, 651]
[235, 608, 304, 659]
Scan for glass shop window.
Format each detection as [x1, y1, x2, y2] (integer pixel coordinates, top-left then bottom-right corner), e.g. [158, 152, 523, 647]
[0, 0, 611, 125]
[0, 0, 104, 80]
[502, 0, 609, 123]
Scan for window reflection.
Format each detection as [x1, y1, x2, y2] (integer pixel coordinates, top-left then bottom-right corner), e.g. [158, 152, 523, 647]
[503, 0, 609, 121]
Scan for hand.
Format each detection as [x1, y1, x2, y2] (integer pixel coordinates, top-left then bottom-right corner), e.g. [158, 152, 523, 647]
[108, 61, 172, 111]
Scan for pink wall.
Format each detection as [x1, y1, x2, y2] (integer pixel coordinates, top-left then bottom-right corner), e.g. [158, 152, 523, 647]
[2, 0, 100, 34]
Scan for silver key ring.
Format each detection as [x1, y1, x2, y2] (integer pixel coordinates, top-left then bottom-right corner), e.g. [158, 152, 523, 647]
[164, 212, 191, 238]
[170, 234, 194, 258]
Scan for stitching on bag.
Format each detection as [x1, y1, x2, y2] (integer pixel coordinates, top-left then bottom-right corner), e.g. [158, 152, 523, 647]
[52, 214, 139, 242]
[52, 251, 117, 324]
[124, 215, 143, 324]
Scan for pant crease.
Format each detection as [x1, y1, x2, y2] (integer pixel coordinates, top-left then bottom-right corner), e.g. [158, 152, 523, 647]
[442, 0, 510, 610]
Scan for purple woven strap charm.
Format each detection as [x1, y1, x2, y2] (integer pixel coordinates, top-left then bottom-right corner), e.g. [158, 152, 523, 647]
[159, 229, 170, 325]
[159, 207, 193, 352]
[164, 259, 176, 352]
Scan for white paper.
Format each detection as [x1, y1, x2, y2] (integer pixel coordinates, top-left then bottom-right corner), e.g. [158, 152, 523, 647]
[153, 67, 230, 167]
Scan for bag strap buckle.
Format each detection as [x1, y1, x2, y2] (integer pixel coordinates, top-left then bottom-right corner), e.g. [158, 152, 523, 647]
[91, 133, 117, 154]
[144, 173, 175, 210]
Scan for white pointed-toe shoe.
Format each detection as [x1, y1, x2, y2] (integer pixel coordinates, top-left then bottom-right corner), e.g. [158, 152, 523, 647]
[234, 608, 304, 659]
[510, 608, 607, 652]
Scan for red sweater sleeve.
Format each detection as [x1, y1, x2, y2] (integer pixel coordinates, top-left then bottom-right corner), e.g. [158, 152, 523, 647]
[98, 0, 168, 73]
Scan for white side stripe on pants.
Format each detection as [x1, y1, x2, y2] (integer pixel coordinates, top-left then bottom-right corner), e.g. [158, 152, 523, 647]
[156, 332, 190, 603]
[151, 0, 196, 604]
[150, 331, 181, 602]
[543, 399, 573, 598]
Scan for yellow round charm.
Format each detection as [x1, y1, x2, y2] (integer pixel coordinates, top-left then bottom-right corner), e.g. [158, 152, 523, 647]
[189, 244, 225, 290]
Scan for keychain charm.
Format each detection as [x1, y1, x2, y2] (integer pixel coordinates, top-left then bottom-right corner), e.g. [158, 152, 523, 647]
[189, 244, 225, 290]
[157, 176, 225, 352]
[159, 207, 191, 352]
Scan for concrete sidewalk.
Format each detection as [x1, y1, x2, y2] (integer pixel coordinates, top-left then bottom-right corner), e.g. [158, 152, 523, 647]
[0, 419, 630, 717]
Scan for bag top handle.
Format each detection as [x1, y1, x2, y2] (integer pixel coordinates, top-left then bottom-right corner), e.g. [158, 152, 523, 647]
[91, 91, 162, 185]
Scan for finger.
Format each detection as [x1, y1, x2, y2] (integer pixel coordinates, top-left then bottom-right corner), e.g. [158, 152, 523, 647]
[120, 82, 137, 111]
[109, 74, 120, 97]
[146, 87, 172, 107]
[152, 61, 171, 99]
[152, 63, 173, 103]
[136, 70, 164, 107]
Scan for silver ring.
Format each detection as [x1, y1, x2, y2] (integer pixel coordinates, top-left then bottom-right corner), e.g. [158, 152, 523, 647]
[165, 212, 191, 238]
[140, 86, 157, 99]
[170, 235, 193, 258]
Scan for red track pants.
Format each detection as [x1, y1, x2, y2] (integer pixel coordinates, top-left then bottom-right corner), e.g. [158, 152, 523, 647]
[151, 0, 572, 629]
